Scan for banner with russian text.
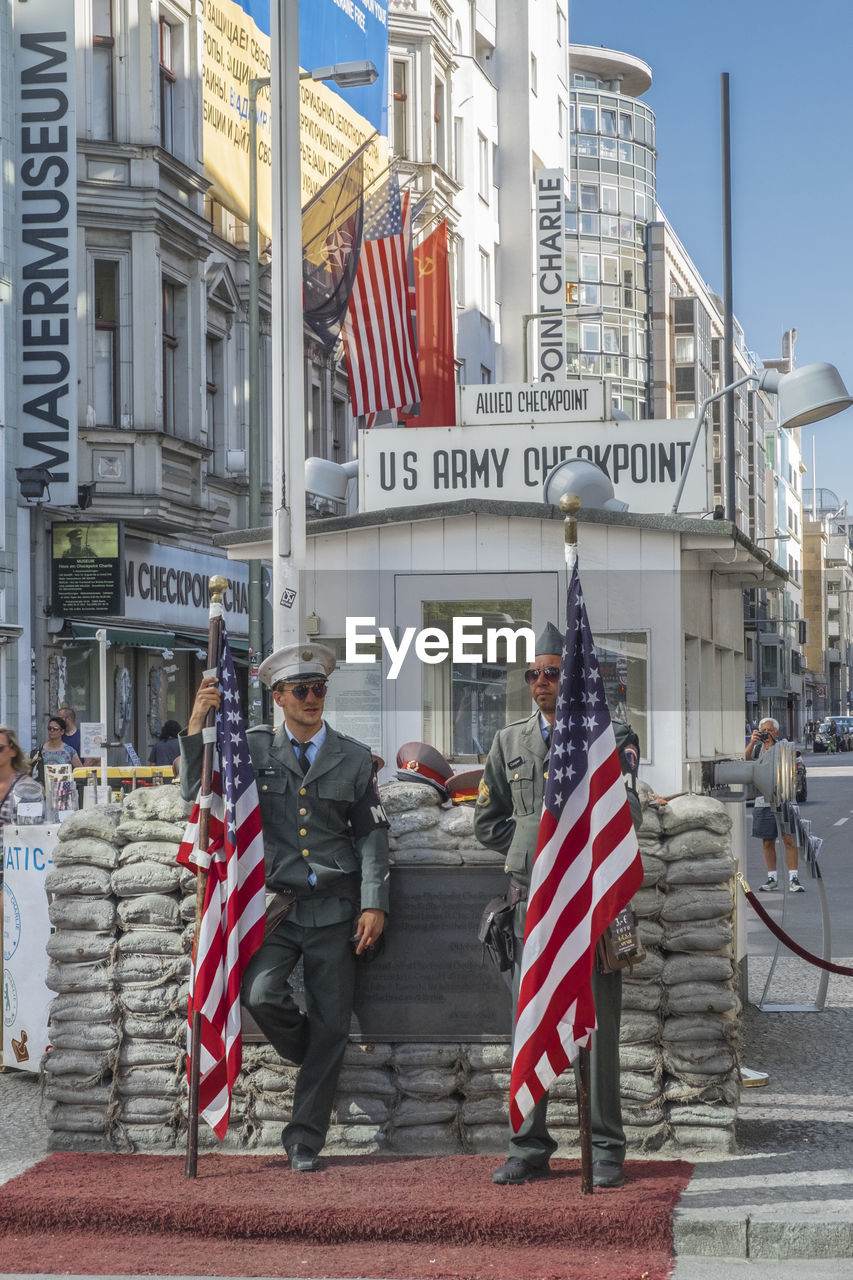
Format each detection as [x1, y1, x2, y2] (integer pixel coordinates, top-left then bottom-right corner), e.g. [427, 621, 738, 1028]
[202, 0, 388, 239]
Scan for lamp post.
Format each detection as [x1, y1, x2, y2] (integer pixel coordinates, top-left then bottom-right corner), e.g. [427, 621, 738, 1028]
[671, 361, 853, 519]
[247, 74, 270, 724]
[268, 5, 379, 661]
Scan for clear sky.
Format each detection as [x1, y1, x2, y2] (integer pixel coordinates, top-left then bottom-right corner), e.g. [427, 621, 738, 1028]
[570, 0, 853, 512]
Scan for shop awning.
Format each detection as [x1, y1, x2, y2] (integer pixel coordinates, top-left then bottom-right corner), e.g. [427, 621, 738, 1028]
[172, 630, 250, 655]
[68, 623, 177, 649]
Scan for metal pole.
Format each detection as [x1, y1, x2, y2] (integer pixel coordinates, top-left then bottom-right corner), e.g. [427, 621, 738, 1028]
[248, 75, 270, 725]
[95, 628, 108, 794]
[721, 73, 736, 524]
[271, 0, 305, 660]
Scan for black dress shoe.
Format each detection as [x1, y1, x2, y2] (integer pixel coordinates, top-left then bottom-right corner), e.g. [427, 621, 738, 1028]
[592, 1160, 625, 1188]
[492, 1156, 550, 1185]
[286, 1143, 320, 1172]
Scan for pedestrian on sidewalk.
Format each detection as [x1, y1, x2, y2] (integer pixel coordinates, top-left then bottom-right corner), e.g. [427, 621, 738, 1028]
[746, 717, 803, 893]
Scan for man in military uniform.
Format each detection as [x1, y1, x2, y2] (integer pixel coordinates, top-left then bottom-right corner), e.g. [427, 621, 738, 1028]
[474, 621, 632, 1189]
[181, 642, 389, 1172]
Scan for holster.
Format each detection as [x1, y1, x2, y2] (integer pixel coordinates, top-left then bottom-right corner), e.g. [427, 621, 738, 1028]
[478, 878, 527, 973]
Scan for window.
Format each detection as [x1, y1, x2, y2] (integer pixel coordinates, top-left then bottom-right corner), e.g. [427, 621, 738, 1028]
[480, 364, 492, 384]
[162, 279, 180, 431]
[530, 53, 538, 95]
[453, 116, 464, 183]
[205, 335, 223, 465]
[455, 237, 465, 307]
[93, 0, 114, 139]
[556, 6, 567, 47]
[392, 59, 409, 160]
[159, 20, 175, 152]
[674, 335, 695, 363]
[558, 98, 566, 138]
[433, 77, 446, 171]
[478, 132, 489, 201]
[579, 184, 597, 210]
[579, 105, 597, 133]
[600, 107, 616, 137]
[581, 322, 601, 351]
[598, 632, 649, 757]
[479, 248, 491, 315]
[94, 260, 118, 425]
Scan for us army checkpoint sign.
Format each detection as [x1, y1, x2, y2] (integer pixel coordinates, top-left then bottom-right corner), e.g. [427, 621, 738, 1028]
[360, 417, 708, 516]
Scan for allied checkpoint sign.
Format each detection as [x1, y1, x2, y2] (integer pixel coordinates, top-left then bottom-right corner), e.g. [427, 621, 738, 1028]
[3, 825, 58, 1072]
[360, 382, 709, 515]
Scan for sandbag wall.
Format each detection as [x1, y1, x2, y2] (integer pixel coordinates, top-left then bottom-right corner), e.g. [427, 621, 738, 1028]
[42, 778, 739, 1154]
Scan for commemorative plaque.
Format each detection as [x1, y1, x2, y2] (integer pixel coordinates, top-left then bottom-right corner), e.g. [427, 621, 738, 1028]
[351, 865, 512, 1042]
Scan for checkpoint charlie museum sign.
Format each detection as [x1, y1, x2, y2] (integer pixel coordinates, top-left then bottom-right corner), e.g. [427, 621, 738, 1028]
[360, 382, 708, 515]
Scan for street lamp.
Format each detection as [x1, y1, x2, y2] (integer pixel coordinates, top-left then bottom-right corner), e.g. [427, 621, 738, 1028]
[250, 37, 378, 705]
[671, 361, 853, 519]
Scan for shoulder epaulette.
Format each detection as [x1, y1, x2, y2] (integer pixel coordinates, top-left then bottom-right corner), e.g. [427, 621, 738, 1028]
[247, 724, 275, 736]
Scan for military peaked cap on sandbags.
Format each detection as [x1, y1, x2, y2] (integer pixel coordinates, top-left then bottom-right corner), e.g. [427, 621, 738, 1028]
[395, 741, 454, 797]
[445, 767, 485, 806]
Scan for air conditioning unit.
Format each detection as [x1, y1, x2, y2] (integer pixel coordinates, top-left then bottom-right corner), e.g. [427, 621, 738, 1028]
[798, 618, 810, 646]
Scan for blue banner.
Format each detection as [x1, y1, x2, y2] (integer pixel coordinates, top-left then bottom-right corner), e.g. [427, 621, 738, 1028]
[299, 0, 388, 135]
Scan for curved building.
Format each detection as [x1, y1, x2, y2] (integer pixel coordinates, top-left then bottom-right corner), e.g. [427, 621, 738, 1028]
[566, 45, 656, 419]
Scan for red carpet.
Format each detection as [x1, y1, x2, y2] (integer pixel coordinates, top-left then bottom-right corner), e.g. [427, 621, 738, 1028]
[0, 1153, 691, 1279]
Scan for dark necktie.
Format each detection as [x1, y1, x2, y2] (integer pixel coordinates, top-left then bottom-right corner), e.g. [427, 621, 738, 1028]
[542, 726, 551, 750]
[291, 739, 310, 775]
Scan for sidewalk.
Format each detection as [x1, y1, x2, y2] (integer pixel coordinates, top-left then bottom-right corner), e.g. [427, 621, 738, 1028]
[3, 953, 853, 1276]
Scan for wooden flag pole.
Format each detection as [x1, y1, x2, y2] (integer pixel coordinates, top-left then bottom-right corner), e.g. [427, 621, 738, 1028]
[558, 493, 594, 1195]
[185, 575, 228, 1179]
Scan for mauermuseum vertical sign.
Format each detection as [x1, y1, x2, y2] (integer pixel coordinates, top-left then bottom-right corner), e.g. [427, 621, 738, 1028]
[534, 169, 566, 382]
[13, 0, 78, 506]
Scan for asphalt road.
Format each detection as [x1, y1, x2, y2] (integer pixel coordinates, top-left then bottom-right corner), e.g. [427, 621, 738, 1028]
[744, 750, 853, 963]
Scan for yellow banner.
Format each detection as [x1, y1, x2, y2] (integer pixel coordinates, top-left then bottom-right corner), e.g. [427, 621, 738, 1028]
[202, 0, 386, 240]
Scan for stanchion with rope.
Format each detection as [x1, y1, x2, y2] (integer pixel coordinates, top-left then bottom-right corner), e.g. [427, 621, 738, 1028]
[738, 871, 853, 978]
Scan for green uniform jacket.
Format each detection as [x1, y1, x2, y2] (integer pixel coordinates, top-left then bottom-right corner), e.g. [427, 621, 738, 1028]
[180, 723, 390, 924]
[473, 711, 548, 883]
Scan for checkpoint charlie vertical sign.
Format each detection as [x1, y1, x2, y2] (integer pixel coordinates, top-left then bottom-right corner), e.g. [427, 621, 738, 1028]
[13, 0, 78, 506]
[534, 169, 566, 381]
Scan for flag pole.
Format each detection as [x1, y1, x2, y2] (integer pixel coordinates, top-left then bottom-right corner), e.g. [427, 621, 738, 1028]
[558, 493, 594, 1194]
[185, 574, 229, 1179]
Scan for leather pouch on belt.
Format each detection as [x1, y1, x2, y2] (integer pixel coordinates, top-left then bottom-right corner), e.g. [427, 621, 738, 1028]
[263, 889, 297, 940]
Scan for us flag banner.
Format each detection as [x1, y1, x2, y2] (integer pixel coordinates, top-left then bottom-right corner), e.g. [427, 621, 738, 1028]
[509, 563, 643, 1132]
[177, 624, 266, 1138]
[343, 171, 421, 419]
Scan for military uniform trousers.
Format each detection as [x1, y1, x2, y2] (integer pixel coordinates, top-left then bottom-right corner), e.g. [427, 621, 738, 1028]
[241, 910, 356, 1153]
[508, 930, 625, 1169]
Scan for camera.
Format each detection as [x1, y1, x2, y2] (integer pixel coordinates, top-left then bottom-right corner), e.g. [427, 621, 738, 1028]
[758, 731, 770, 741]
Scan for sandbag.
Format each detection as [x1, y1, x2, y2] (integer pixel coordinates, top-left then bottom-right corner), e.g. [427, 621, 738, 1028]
[461, 1097, 506, 1126]
[49, 898, 117, 932]
[56, 807, 121, 843]
[50, 991, 118, 1022]
[666, 983, 740, 1016]
[331, 1096, 390, 1125]
[393, 1098, 458, 1126]
[396, 1067, 460, 1098]
[663, 1014, 737, 1044]
[658, 830, 731, 862]
[662, 954, 733, 986]
[378, 780, 441, 813]
[118, 1041, 184, 1069]
[391, 1044, 461, 1070]
[52, 838, 118, 870]
[122, 787, 190, 823]
[464, 1045, 511, 1071]
[659, 795, 731, 836]
[45, 865, 113, 897]
[120, 983, 185, 1015]
[389, 808, 440, 835]
[639, 853, 666, 887]
[116, 819, 188, 845]
[46, 959, 113, 994]
[116, 928, 184, 956]
[663, 920, 732, 952]
[660, 888, 733, 922]
[619, 1011, 661, 1045]
[334, 1068, 395, 1098]
[342, 1042, 394, 1068]
[119, 840, 183, 867]
[113, 954, 188, 985]
[631, 887, 664, 919]
[665, 857, 735, 886]
[117, 894, 181, 929]
[49, 1023, 120, 1051]
[46, 931, 114, 964]
[118, 1067, 180, 1097]
[112, 862, 181, 896]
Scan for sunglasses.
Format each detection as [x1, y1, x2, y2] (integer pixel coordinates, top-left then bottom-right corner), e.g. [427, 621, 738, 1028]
[286, 681, 328, 701]
[524, 666, 561, 685]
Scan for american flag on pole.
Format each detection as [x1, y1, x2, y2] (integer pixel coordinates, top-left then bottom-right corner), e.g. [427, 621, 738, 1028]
[176, 624, 266, 1138]
[343, 171, 421, 419]
[509, 563, 643, 1132]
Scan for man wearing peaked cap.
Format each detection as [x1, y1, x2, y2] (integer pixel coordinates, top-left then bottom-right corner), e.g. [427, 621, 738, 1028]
[395, 741, 454, 797]
[180, 639, 389, 1174]
[474, 620, 637, 1191]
